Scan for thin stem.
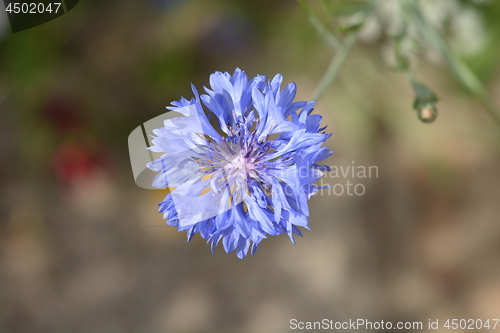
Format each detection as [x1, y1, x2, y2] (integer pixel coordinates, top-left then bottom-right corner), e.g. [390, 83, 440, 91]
[400, 0, 500, 126]
[312, 34, 357, 101]
[298, 0, 340, 50]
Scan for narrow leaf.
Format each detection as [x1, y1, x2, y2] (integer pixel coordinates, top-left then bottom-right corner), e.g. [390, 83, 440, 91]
[323, 0, 372, 17]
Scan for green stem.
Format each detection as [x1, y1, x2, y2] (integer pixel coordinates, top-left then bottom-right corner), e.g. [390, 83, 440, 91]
[312, 34, 357, 101]
[400, 0, 500, 126]
[298, 0, 340, 50]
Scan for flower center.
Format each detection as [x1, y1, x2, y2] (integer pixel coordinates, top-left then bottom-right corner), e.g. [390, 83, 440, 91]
[225, 152, 258, 179]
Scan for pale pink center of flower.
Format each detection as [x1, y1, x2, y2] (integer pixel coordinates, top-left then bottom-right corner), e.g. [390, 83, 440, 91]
[225, 153, 258, 179]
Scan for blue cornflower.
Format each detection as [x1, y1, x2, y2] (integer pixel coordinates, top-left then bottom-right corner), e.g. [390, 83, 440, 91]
[147, 68, 332, 258]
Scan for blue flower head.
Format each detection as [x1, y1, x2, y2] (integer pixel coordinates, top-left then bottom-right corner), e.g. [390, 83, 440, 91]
[147, 68, 332, 258]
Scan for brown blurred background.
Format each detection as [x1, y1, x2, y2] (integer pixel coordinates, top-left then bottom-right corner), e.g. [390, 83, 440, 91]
[1, 0, 500, 332]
